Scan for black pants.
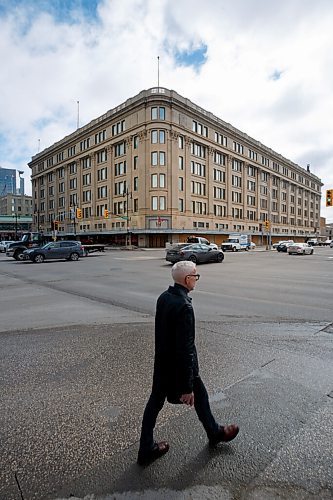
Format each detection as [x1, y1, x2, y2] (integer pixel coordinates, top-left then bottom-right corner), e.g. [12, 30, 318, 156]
[139, 376, 219, 453]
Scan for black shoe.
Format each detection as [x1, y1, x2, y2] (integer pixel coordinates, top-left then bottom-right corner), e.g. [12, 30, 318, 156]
[209, 424, 239, 446]
[137, 441, 170, 466]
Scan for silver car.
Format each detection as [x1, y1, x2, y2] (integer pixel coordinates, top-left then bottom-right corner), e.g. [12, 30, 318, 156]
[287, 243, 314, 255]
[23, 241, 84, 263]
[0, 241, 13, 252]
[166, 243, 224, 264]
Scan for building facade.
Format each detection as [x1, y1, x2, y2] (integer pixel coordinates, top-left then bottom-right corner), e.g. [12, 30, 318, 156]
[28, 88, 323, 247]
[0, 193, 33, 217]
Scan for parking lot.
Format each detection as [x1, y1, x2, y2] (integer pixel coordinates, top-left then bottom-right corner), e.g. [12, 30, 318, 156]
[0, 246, 333, 499]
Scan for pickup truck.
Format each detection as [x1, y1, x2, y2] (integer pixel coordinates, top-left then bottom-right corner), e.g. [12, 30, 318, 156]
[81, 244, 105, 256]
[186, 236, 218, 250]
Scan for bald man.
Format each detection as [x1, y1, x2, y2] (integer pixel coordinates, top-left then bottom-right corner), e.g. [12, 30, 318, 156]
[137, 260, 239, 466]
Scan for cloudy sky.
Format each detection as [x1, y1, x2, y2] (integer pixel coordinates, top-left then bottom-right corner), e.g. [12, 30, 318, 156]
[1, 0, 333, 221]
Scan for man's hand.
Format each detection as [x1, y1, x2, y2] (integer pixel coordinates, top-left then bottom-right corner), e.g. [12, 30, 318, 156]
[180, 392, 194, 406]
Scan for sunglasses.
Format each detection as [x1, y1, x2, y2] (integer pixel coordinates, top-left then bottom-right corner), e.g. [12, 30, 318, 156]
[186, 274, 200, 281]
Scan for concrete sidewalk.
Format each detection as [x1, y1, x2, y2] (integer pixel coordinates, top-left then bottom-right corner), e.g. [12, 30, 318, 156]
[1, 320, 332, 500]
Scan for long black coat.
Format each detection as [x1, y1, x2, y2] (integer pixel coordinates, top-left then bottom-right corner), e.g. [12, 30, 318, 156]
[153, 283, 199, 402]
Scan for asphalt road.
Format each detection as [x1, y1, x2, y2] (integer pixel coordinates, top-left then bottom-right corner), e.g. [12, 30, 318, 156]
[0, 247, 332, 499]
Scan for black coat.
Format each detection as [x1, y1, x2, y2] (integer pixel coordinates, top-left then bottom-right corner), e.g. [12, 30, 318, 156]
[153, 283, 199, 402]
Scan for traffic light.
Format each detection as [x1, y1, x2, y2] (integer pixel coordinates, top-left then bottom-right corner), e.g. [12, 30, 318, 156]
[264, 220, 270, 230]
[104, 209, 109, 219]
[326, 189, 332, 207]
[76, 208, 82, 218]
[54, 220, 59, 230]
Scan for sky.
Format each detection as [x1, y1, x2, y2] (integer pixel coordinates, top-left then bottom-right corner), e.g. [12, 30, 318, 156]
[0, 0, 333, 221]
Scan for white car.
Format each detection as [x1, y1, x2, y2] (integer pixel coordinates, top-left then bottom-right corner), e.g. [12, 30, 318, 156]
[287, 243, 314, 255]
[0, 241, 13, 252]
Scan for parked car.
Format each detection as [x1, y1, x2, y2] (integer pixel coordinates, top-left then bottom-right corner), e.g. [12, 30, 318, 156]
[0, 240, 14, 252]
[276, 242, 294, 252]
[23, 241, 84, 263]
[166, 243, 224, 264]
[287, 243, 314, 255]
[273, 240, 294, 249]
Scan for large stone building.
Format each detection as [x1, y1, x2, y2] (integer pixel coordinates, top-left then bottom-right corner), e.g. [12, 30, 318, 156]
[0, 193, 33, 217]
[28, 87, 323, 247]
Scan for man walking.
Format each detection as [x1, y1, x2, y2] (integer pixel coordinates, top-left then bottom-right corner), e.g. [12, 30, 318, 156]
[137, 260, 239, 465]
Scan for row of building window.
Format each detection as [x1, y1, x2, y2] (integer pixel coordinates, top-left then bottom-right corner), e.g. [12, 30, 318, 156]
[39, 181, 320, 215]
[41, 195, 319, 225]
[41, 145, 318, 196]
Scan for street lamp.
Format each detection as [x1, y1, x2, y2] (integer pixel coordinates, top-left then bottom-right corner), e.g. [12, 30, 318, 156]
[14, 212, 20, 240]
[34, 209, 40, 231]
[266, 187, 272, 250]
[123, 187, 132, 246]
[70, 202, 77, 235]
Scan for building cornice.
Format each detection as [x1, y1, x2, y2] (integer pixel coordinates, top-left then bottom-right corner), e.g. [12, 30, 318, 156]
[29, 87, 322, 185]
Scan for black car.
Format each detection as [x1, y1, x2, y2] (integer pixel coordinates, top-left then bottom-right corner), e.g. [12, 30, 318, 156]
[276, 242, 293, 252]
[166, 243, 224, 264]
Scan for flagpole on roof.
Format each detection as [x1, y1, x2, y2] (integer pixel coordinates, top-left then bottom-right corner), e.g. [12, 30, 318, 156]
[77, 100, 80, 129]
[157, 56, 160, 90]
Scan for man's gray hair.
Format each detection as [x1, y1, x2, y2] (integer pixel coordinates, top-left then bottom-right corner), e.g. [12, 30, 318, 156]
[171, 260, 196, 282]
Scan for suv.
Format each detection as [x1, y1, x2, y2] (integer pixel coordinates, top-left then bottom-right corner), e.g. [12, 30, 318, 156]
[23, 241, 84, 263]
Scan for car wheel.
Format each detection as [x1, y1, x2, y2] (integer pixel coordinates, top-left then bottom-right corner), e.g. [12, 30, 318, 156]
[311, 249, 314, 255]
[188, 255, 197, 264]
[69, 252, 80, 261]
[14, 250, 25, 261]
[217, 253, 224, 263]
[33, 254, 45, 263]
[303, 250, 305, 255]
[232, 247, 236, 252]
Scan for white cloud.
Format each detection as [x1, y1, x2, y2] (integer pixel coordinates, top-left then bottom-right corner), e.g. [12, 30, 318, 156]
[0, 0, 333, 221]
